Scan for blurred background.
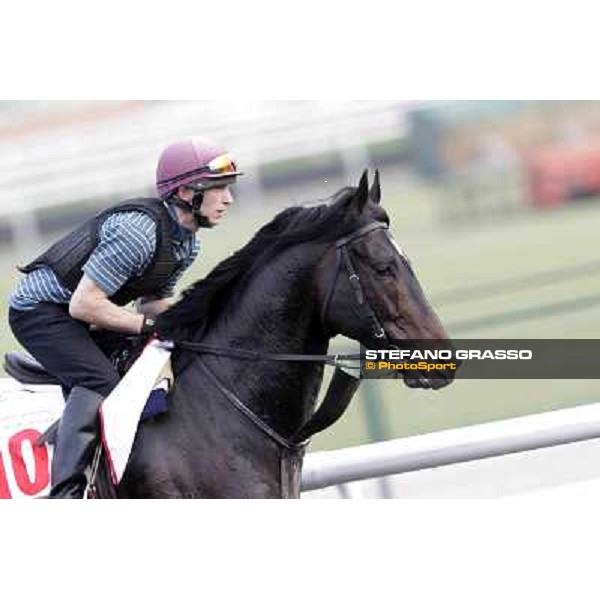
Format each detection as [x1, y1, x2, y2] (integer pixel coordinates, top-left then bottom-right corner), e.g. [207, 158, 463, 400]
[0, 100, 599, 455]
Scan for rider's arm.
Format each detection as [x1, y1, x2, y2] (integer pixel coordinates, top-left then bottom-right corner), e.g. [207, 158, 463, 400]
[70, 275, 144, 334]
[136, 296, 172, 318]
[69, 211, 158, 334]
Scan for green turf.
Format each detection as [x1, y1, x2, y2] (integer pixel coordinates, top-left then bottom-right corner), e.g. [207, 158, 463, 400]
[1, 175, 599, 451]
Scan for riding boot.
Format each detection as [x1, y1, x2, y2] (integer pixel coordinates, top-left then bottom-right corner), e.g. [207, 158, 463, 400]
[49, 386, 104, 499]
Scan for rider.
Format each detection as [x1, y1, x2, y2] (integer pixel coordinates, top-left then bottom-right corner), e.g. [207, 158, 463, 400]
[8, 137, 243, 499]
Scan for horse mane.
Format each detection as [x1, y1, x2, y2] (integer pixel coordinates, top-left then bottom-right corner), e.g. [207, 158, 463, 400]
[155, 186, 360, 341]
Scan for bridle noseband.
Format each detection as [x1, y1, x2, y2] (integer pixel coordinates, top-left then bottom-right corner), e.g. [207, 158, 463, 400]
[320, 221, 389, 341]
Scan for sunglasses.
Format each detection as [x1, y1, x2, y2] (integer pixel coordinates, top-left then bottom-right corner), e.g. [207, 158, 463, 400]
[201, 153, 239, 177]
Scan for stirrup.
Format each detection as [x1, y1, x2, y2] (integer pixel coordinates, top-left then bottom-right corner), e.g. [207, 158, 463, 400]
[83, 444, 103, 500]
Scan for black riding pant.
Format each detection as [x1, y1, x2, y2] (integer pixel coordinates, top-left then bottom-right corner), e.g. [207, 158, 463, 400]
[9, 303, 120, 397]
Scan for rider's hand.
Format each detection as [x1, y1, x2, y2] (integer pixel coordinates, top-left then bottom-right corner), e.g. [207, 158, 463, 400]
[140, 316, 157, 337]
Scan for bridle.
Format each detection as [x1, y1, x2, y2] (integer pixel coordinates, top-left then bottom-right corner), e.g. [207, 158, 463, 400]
[320, 221, 388, 341]
[174, 220, 391, 447]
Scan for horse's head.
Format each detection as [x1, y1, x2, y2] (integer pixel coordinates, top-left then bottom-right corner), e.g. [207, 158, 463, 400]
[316, 171, 455, 390]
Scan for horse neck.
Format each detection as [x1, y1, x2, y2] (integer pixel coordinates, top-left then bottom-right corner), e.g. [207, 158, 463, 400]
[195, 245, 329, 436]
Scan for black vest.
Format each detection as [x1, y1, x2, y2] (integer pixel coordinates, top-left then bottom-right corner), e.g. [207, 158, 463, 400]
[19, 198, 180, 306]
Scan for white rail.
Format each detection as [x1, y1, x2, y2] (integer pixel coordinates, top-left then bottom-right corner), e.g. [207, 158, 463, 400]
[301, 401, 600, 491]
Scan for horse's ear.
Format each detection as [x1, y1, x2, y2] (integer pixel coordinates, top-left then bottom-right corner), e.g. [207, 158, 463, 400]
[356, 169, 369, 213]
[370, 169, 381, 204]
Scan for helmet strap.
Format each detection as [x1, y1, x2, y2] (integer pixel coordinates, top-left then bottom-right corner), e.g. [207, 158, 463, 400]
[166, 193, 213, 229]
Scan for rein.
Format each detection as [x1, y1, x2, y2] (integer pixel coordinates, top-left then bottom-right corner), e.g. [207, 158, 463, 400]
[176, 341, 361, 368]
[173, 221, 389, 448]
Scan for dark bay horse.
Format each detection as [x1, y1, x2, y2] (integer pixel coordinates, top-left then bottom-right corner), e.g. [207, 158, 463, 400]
[111, 171, 454, 498]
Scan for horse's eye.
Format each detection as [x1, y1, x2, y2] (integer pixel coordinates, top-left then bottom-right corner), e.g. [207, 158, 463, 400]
[373, 263, 394, 276]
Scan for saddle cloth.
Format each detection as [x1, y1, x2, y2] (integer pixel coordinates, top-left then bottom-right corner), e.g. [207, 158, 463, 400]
[99, 340, 173, 485]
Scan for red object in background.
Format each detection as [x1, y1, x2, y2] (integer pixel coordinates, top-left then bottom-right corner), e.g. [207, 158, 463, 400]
[527, 144, 600, 206]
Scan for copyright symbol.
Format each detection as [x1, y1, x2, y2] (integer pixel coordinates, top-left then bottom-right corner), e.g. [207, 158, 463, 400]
[365, 362, 376, 370]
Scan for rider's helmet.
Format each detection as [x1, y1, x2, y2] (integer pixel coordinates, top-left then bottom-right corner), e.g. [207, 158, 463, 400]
[156, 137, 243, 199]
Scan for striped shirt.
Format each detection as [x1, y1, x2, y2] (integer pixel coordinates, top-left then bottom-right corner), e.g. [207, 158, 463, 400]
[10, 207, 199, 311]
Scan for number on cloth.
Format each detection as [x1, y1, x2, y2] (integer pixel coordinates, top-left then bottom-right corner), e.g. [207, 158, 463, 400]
[0, 429, 50, 498]
[0, 451, 11, 499]
[9, 429, 49, 496]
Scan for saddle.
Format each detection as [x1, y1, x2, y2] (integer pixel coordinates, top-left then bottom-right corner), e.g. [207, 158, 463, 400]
[3, 351, 60, 386]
